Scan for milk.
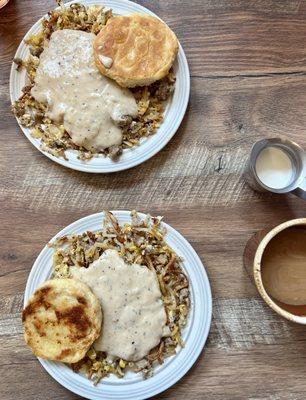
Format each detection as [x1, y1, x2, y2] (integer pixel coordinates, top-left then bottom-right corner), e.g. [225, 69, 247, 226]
[255, 146, 294, 189]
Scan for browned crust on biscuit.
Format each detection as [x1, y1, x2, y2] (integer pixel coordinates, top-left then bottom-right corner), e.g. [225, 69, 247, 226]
[56, 348, 72, 361]
[55, 305, 90, 340]
[22, 286, 52, 322]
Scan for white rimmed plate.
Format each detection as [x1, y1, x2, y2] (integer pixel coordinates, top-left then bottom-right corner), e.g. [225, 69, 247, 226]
[24, 211, 212, 400]
[10, 0, 190, 173]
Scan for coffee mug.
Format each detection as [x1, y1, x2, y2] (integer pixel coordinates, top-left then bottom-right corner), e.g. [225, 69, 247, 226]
[248, 218, 306, 324]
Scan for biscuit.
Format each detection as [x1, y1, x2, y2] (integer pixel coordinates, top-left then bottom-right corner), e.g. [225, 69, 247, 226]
[22, 278, 102, 363]
[94, 14, 178, 87]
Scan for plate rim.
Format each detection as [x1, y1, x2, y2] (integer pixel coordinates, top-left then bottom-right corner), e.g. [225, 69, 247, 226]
[10, 0, 190, 173]
[24, 210, 212, 400]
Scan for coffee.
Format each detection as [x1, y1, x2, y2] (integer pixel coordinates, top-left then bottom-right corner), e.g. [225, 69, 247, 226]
[261, 226, 306, 307]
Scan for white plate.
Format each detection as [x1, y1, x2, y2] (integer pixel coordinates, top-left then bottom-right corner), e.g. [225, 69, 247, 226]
[24, 211, 212, 400]
[10, 0, 190, 173]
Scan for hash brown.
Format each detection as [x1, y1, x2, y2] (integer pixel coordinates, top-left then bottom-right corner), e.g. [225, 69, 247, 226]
[94, 14, 178, 87]
[22, 278, 102, 363]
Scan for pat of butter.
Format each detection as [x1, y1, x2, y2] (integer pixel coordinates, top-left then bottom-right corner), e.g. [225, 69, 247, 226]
[99, 54, 113, 69]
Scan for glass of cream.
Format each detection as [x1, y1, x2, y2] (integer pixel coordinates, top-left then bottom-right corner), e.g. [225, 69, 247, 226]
[244, 138, 306, 200]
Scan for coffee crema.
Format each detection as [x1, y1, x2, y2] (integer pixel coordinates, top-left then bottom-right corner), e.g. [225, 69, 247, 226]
[261, 227, 306, 306]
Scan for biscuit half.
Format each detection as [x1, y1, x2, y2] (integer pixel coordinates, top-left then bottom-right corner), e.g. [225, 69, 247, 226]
[94, 14, 178, 87]
[22, 278, 102, 363]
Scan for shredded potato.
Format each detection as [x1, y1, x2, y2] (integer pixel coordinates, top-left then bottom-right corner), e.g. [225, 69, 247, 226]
[50, 211, 190, 384]
[12, 1, 176, 161]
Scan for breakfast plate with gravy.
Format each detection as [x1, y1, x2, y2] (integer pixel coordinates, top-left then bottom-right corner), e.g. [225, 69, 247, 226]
[10, 0, 190, 173]
[23, 210, 212, 399]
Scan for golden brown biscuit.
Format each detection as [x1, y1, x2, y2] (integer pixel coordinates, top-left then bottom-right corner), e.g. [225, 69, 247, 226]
[22, 279, 102, 363]
[94, 14, 178, 87]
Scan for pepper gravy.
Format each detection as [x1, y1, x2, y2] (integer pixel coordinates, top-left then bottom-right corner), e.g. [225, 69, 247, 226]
[31, 29, 138, 152]
[70, 249, 168, 361]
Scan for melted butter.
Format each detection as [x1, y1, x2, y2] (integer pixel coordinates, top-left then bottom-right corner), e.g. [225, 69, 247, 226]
[262, 227, 306, 306]
[31, 29, 138, 151]
[70, 249, 167, 361]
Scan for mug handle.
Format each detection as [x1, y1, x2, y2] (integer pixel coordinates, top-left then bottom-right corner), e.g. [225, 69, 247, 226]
[292, 187, 306, 200]
[292, 175, 306, 200]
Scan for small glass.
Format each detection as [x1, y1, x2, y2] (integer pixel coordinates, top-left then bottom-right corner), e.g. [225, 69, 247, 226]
[244, 138, 306, 200]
